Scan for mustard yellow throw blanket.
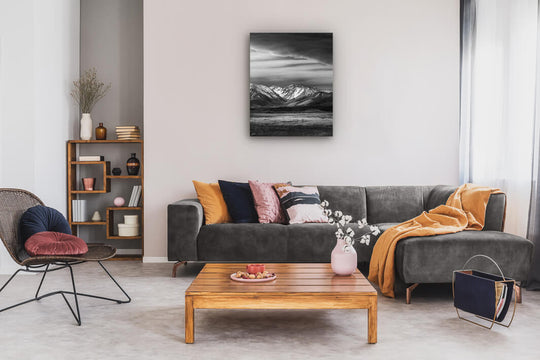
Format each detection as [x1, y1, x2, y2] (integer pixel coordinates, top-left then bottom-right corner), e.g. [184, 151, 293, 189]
[368, 184, 502, 298]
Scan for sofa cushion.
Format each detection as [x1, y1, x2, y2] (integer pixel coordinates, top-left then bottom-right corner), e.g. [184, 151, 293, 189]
[373, 222, 399, 234]
[286, 223, 375, 263]
[366, 186, 426, 224]
[197, 223, 288, 261]
[248, 180, 287, 224]
[317, 186, 367, 222]
[196, 222, 376, 263]
[218, 180, 258, 223]
[192, 180, 231, 224]
[285, 223, 339, 262]
[484, 193, 506, 231]
[425, 185, 456, 210]
[425, 185, 505, 231]
[24, 231, 88, 257]
[273, 184, 327, 224]
[394, 230, 534, 283]
[19, 205, 72, 243]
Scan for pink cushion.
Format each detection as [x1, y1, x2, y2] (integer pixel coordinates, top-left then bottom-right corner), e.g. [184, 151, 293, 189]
[248, 180, 287, 224]
[24, 231, 88, 257]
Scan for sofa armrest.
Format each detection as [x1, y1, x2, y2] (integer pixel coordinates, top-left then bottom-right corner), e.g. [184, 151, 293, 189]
[167, 199, 204, 261]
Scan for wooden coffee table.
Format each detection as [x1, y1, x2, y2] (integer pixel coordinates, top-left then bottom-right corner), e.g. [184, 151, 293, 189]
[185, 263, 377, 344]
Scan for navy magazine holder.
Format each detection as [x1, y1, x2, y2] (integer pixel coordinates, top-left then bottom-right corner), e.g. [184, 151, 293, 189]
[452, 255, 516, 329]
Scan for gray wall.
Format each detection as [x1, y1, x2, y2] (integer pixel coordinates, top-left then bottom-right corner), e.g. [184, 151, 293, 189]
[81, 0, 143, 130]
[80, 0, 143, 253]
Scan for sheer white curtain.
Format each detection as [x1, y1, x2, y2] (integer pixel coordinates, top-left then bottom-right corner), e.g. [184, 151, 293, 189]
[461, 0, 538, 237]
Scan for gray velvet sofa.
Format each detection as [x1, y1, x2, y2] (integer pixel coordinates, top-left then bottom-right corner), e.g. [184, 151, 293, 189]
[168, 185, 534, 300]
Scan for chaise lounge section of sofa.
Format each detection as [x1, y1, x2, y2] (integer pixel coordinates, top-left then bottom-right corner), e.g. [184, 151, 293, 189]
[168, 185, 534, 302]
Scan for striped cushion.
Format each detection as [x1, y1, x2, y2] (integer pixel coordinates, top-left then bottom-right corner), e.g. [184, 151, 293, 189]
[273, 184, 328, 224]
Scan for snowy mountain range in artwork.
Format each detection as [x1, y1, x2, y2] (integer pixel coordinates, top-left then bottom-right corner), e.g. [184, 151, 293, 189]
[250, 33, 333, 136]
[250, 84, 332, 111]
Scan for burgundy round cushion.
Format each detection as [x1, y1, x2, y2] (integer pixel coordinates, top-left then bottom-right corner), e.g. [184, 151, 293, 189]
[24, 231, 88, 257]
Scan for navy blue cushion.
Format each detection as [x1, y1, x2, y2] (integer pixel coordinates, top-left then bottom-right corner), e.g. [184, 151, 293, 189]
[218, 180, 259, 223]
[19, 205, 72, 243]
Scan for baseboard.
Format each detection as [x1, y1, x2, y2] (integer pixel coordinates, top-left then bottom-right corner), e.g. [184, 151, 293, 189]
[142, 256, 174, 263]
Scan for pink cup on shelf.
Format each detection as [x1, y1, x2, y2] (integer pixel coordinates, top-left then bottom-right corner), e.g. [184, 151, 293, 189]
[82, 177, 95, 191]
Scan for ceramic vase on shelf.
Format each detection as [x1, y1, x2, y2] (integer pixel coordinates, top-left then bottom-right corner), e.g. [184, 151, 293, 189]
[95, 122, 107, 140]
[80, 113, 93, 140]
[331, 238, 357, 276]
[126, 153, 140, 175]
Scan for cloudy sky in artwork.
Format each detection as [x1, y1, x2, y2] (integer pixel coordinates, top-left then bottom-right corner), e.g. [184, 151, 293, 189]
[250, 33, 333, 91]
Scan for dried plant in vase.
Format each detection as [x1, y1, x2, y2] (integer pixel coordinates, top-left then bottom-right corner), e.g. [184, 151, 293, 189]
[70, 68, 111, 140]
[321, 200, 381, 275]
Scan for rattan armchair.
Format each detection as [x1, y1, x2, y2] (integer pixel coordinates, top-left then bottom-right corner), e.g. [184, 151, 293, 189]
[0, 188, 130, 325]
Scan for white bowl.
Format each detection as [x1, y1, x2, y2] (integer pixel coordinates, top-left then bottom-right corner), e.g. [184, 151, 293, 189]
[118, 223, 139, 237]
[124, 215, 139, 225]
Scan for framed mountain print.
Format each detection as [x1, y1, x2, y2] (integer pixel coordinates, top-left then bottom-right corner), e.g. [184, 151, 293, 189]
[250, 33, 333, 136]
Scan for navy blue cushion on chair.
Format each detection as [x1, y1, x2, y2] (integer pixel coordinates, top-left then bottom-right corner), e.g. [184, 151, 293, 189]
[19, 205, 72, 244]
[218, 180, 259, 223]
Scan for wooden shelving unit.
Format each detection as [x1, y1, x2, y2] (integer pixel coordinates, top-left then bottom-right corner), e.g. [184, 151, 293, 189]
[67, 139, 144, 260]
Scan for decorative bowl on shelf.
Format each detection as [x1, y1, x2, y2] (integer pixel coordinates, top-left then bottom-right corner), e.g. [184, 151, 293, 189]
[246, 264, 265, 274]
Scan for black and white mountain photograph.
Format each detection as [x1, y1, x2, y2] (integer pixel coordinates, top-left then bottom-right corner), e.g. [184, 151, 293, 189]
[250, 33, 333, 136]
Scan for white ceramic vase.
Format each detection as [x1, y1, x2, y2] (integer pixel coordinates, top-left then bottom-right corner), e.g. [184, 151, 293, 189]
[80, 113, 93, 140]
[331, 238, 358, 276]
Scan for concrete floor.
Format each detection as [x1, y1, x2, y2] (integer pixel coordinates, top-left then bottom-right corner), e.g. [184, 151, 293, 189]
[0, 261, 539, 360]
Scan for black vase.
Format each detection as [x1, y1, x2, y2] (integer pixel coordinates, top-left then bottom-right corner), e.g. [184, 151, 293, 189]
[126, 153, 140, 176]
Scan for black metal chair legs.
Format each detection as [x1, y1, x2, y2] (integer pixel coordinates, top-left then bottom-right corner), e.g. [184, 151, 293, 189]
[0, 261, 131, 325]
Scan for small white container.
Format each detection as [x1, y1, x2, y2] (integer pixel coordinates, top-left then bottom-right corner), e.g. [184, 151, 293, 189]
[118, 223, 139, 237]
[124, 215, 139, 225]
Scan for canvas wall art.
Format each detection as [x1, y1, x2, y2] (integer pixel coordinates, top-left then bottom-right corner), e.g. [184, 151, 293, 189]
[250, 33, 333, 136]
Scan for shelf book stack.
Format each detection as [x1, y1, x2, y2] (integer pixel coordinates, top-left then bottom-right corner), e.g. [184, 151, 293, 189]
[78, 155, 104, 161]
[71, 200, 88, 222]
[128, 185, 142, 207]
[116, 126, 141, 140]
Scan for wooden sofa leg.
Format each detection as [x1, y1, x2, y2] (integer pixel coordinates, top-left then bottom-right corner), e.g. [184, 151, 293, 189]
[172, 261, 187, 278]
[514, 284, 522, 304]
[406, 283, 419, 304]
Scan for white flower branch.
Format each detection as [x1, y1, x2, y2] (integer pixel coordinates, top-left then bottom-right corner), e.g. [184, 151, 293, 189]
[321, 200, 381, 252]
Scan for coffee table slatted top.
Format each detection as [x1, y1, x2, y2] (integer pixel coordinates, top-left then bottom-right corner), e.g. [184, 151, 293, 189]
[186, 263, 376, 295]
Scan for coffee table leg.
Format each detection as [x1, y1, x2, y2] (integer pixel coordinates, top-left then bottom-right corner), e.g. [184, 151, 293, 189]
[368, 297, 377, 344]
[185, 295, 194, 343]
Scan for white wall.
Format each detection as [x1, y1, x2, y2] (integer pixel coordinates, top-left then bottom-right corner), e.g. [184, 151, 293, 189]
[144, 0, 461, 259]
[0, 0, 80, 272]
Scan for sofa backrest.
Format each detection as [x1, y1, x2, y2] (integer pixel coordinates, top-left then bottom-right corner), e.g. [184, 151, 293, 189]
[318, 186, 367, 221]
[365, 186, 432, 224]
[316, 185, 506, 231]
[424, 185, 506, 231]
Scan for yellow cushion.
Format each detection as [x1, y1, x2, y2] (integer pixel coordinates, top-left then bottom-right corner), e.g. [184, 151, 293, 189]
[192, 180, 231, 224]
